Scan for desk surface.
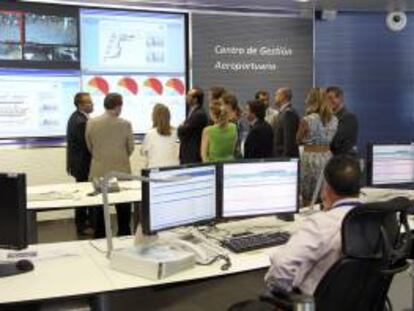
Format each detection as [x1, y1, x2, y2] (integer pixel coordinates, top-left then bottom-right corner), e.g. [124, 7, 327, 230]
[0, 241, 113, 304]
[5, 186, 413, 304]
[27, 181, 141, 211]
[0, 215, 302, 304]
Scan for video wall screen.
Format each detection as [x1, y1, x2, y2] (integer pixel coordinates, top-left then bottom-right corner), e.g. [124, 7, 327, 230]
[0, 3, 80, 69]
[0, 3, 186, 139]
[80, 9, 186, 134]
[0, 69, 80, 138]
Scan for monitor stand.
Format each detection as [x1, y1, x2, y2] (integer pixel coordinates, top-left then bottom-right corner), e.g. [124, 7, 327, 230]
[276, 213, 295, 222]
[110, 225, 195, 280]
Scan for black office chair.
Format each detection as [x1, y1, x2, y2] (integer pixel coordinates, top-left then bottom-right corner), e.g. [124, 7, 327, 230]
[229, 197, 413, 311]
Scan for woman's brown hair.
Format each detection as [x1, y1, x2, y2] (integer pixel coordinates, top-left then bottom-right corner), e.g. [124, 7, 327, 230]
[305, 87, 333, 126]
[152, 103, 172, 136]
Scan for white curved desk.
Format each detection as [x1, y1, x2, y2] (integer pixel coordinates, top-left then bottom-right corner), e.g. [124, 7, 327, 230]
[26, 181, 141, 242]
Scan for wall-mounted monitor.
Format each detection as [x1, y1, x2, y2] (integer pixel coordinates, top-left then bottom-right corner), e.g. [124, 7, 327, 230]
[0, 4, 187, 140]
[0, 2, 80, 69]
[0, 69, 80, 139]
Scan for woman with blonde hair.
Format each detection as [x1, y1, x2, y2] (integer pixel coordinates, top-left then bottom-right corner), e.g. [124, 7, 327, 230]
[297, 88, 338, 206]
[141, 103, 179, 168]
[201, 99, 237, 162]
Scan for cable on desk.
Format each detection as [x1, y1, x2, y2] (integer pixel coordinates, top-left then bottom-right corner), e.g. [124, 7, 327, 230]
[88, 241, 106, 254]
[196, 254, 232, 271]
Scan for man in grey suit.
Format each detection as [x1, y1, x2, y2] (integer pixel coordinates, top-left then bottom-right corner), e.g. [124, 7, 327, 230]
[86, 93, 135, 238]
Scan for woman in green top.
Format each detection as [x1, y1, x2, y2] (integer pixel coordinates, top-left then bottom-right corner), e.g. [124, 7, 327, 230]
[201, 99, 237, 162]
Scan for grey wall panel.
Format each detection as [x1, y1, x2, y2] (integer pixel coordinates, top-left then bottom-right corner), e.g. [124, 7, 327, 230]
[192, 13, 313, 112]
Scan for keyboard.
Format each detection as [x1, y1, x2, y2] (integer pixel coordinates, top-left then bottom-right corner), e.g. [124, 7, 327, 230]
[221, 231, 291, 253]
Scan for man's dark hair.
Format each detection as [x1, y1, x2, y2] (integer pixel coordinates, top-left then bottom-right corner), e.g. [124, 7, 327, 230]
[192, 87, 204, 107]
[254, 90, 268, 100]
[210, 86, 227, 100]
[324, 155, 361, 196]
[247, 100, 266, 120]
[74, 92, 90, 107]
[104, 93, 123, 110]
[326, 86, 344, 99]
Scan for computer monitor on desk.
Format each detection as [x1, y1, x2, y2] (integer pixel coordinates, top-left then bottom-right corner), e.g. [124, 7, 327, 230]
[141, 164, 218, 235]
[366, 143, 414, 188]
[0, 173, 34, 277]
[219, 159, 299, 219]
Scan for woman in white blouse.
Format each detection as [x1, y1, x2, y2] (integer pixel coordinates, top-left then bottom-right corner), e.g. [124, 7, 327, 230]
[141, 103, 179, 168]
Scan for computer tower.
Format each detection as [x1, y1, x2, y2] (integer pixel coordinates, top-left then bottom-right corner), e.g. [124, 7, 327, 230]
[0, 173, 27, 250]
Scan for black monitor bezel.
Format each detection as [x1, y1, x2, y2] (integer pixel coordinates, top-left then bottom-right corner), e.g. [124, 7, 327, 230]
[217, 157, 300, 221]
[366, 142, 414, 189]
[141, 162, 219, 235]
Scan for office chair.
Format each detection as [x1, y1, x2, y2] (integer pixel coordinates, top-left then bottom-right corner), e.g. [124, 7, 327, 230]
[260, 197, 413, 311]
[228, 197, 413, 311]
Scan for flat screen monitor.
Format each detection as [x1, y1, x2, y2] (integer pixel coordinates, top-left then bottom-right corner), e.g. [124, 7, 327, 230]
[80, 8, 187, 134]
[366, 143, 414, 187]
[141, 164, 217, 235]
[220, 159, 299, 219]
[0, 69, 80, 139]
[0, 173, 27, 250]
[0, 2, 80, 69]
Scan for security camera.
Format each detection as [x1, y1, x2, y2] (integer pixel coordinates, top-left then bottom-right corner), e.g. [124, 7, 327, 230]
[386, 11, 407, 32]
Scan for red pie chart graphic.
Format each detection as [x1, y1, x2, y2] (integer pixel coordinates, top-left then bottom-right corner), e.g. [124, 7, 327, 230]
[118, 77, 138, 95]
[165, 78, 185, 95]
[143, 78, 163, 95]
[88, 76, 109, 95]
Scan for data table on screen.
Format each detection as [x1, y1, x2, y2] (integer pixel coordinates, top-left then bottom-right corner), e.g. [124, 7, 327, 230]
[372, 145, 414, 185]
[222, 160, 298, 218]
[147, 166, 216, 232]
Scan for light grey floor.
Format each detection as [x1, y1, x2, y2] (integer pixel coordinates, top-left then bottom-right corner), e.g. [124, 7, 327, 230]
[37, 219, 414, 311]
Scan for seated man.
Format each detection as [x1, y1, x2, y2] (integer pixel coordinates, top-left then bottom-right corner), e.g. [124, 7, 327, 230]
[265, 155, 361, 295]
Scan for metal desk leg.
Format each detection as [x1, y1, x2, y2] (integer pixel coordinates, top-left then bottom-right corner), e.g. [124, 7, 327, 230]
[26, 210, 38, 244]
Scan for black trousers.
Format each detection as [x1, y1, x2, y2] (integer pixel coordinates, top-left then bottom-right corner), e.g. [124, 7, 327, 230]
[74, 176, 93, 232]
[93, 203, 131, 238]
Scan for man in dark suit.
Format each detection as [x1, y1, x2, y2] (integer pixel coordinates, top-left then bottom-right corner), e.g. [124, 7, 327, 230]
[327, 86, 359, 155]
[178, 87, 209, 164]
[66, 92, 94, 235]
[273, 87, 299, 157]
[244, 100, 274, 159]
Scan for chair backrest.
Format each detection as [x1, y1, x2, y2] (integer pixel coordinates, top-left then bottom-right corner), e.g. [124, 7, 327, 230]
[314, 197, 412, 311]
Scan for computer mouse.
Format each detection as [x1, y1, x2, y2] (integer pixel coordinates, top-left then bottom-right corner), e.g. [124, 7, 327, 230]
[16, 259, 34, 272]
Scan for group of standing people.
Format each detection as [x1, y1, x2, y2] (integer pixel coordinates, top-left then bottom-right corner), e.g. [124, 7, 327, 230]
[177, 85, 358, 207]
[66, 85, 358, 237]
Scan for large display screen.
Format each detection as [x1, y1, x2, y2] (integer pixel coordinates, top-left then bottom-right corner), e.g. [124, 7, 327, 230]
[0, 3, 187, 139]
[0, 69, 80, 138]
[0, 3, 80, 69]
[80, 9, 186, 133]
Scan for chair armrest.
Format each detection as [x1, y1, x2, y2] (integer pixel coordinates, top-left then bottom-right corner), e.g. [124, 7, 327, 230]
[260, 289, 314, 311]
[382, 260, 410, 275]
